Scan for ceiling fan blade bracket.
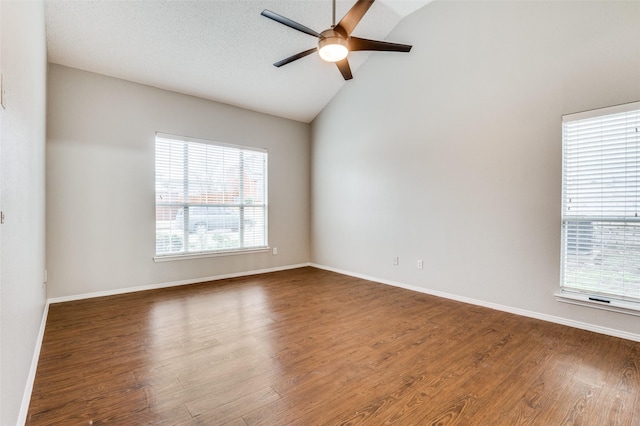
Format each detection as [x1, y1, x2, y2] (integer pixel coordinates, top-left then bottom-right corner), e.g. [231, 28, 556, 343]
[336, 0, 375, 37]
[333, 25, 348, 39]
[261, 10, 322, 38]
[273, 48, 318, 67]
[349, 37, 412, 52]
[335, 59, 353, 80]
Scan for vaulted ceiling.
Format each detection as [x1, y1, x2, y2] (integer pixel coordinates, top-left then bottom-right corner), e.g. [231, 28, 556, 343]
[44, 0, 430, 123]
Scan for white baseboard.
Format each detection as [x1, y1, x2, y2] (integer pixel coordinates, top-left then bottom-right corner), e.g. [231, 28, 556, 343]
[310, 263, 640, 343]
[48, 263, 311, 304]
[17, 300, 50, 426]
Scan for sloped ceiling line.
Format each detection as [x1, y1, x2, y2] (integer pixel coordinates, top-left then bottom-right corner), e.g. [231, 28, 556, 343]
[44, 0, 430, 123]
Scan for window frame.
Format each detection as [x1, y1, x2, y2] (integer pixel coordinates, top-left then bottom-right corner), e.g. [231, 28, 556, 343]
[556, 101, 640, 316]
[154, 133, 269, 261]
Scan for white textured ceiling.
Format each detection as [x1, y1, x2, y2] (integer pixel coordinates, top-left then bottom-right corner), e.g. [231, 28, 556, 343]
[44, 0, 430, 123]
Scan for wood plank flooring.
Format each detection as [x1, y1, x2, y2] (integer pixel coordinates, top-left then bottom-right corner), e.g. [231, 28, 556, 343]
[27, 267, 640, 425]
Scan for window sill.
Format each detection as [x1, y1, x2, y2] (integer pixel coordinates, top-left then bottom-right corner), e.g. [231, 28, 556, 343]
[154, 247, 270, 263]
[555, 291, 640, 317]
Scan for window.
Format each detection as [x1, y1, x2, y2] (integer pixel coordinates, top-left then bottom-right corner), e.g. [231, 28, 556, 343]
[560, 101, 640, 312]
[155, 133, 267, 258]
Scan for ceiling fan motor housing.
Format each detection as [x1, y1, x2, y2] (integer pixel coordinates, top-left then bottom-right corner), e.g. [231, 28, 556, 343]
[318, 29, 349, 62]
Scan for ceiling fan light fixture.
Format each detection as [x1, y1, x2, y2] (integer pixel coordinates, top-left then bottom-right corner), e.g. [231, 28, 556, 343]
[262, 0, 413, 80]
[318, 32, 348, 62]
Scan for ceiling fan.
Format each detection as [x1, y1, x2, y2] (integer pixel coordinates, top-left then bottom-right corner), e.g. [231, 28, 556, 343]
[261, 0, 412, 80]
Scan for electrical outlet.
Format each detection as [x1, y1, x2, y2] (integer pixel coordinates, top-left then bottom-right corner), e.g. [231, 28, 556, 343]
[393, 257, 399, 266]
[417, 260, 424, 269]
[272, 247, 278, 255]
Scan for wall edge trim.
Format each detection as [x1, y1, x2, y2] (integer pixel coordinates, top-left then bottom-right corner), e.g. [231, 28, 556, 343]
[18, 301, 50, 426]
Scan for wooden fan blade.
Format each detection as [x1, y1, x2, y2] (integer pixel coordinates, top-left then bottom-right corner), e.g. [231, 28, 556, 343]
[261, 10, 323, 38]
[349, 36, 412, 52]
[273, 48, 318, 67]
[335, 0, 374, 37]
[336, 59, 353, 80]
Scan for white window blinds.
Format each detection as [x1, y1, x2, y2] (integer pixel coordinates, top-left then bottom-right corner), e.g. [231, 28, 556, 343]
[561, 101, 640, 304]
[155, 133, 267, 256]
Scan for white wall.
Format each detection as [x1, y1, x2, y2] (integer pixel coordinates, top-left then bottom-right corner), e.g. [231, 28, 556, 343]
[0, 1, 48, 424]
[47, 64, 310, 298]
[311, 1, 640, 337]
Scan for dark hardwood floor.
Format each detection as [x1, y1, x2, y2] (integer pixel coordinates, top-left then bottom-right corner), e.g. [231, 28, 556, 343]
[27, 267, 640, 425]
